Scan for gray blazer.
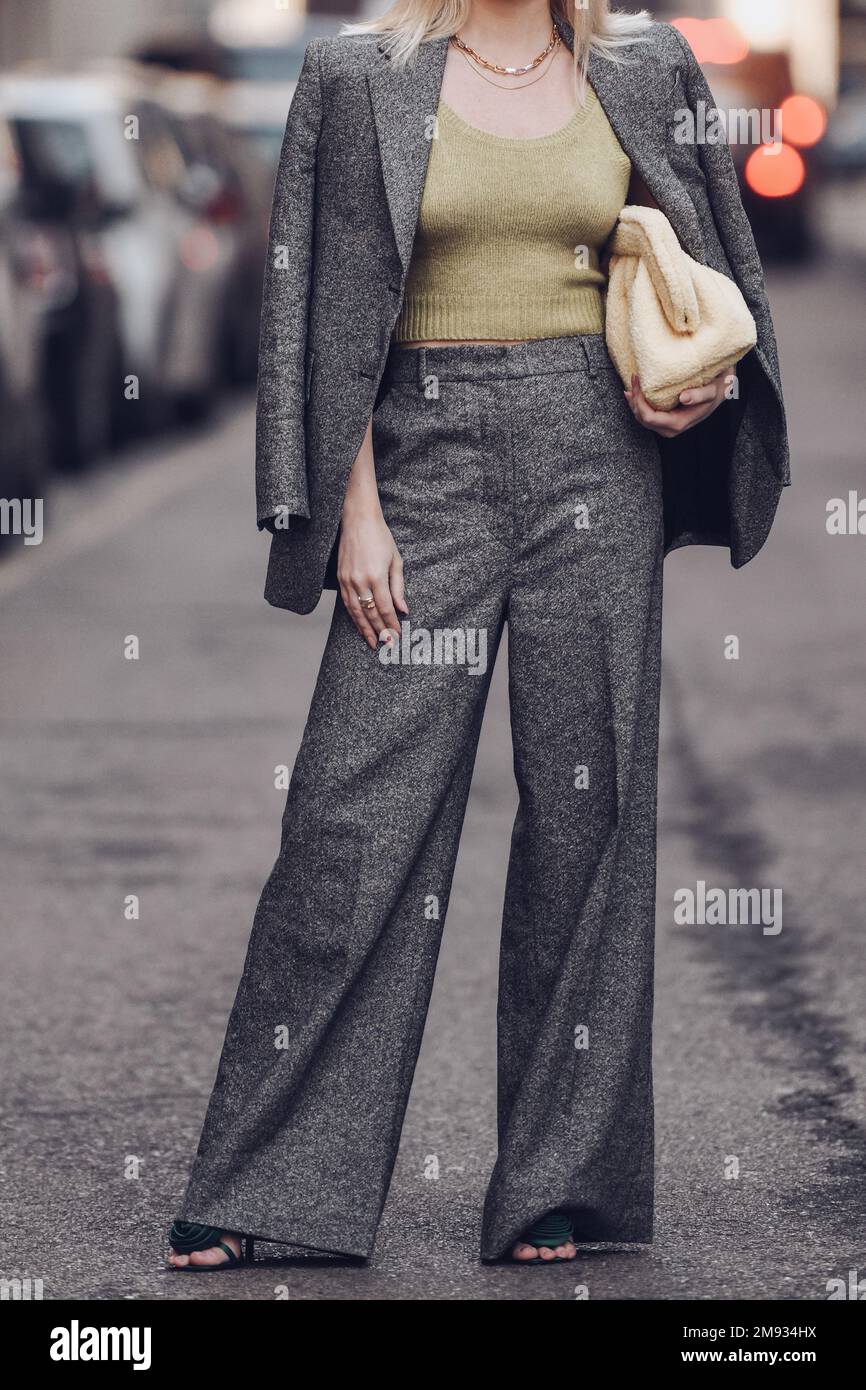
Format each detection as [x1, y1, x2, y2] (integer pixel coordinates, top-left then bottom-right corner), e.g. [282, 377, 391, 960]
[256, 18, 790, 614]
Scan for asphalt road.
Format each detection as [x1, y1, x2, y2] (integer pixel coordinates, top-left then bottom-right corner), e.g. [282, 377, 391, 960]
[1, 255, 865, 1301]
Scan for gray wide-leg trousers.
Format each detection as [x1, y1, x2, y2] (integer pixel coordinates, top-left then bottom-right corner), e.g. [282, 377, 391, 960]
[178, 335, 665, 1261]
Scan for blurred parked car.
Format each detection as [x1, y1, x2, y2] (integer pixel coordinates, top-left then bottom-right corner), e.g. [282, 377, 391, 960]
[135, 9, 349, 170]
[134, 9, 347, 84]
[0, 115, 46, 510]
[216, 74, 294, 171]
[154, 71, 269, 386]
[820, 81, 866, 172]
[0, 71, 229, 433]
[3, 99, 122, 472]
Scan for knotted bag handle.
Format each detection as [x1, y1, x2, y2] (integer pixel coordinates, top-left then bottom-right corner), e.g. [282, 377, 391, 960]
[609, 204, 701, 335]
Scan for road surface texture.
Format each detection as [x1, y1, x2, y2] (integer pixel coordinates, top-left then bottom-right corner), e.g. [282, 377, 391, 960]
[1, 255, 865, 1301]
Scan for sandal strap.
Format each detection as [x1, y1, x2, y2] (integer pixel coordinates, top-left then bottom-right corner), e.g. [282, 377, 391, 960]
[523, 1212, 574, 1249]
[169, 1220, 228, 1254]
[215, 1240, 241, 1266]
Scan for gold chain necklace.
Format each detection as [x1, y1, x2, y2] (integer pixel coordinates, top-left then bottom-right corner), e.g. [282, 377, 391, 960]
[456, 44, 557, 92]
[450, 25, 559, 77]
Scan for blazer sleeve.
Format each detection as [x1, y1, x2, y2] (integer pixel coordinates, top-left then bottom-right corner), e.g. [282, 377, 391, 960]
[669, 24, 789, 483]
[255, 39, 323, 529]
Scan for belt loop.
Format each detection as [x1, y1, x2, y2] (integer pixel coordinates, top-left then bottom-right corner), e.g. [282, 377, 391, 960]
[417, 346, 428, 392]
[580, 337, 598, 379]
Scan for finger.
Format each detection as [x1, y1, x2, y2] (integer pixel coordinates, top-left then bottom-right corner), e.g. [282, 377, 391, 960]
[654, 404, 712, 437]
[632, 377, 686, 421]
[349, 602, 379, 649]
[625, 375, 645, 415]
[631, 388, 675, 431]
[341, 583, 379, 649]
[628, 375, 719, 436]
[362, 600, 386, 640]
[634, 380, 709, 433]
[390, 551, 408, 615]
[678, 383, 716, 407]
[352, 578, 391, 642]
[372, 577, 400, 639]
[629, 378, 662, 423]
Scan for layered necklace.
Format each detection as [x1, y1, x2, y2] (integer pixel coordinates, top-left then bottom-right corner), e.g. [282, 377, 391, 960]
[450, 24, 560, 90]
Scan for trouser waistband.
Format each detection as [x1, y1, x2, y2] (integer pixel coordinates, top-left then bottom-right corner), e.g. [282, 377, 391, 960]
[382, 334, 607, 387]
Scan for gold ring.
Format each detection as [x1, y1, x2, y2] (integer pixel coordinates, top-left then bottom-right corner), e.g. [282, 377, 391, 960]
[359, 596, 376, 610]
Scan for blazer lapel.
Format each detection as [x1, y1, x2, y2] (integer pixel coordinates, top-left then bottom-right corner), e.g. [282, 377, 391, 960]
[367, 36, 450, 273]
[557, 18, 707, 264]
[587, 55, 705, 264]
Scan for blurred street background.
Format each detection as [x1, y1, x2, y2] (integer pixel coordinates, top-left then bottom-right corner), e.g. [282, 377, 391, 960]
[1, 0, 866, 1300]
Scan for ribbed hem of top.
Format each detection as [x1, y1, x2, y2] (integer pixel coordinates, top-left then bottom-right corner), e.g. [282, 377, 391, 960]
[393, 287, 605, 343]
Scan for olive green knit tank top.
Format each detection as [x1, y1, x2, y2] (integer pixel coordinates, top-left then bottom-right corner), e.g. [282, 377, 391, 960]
[393, 84, 631, 342]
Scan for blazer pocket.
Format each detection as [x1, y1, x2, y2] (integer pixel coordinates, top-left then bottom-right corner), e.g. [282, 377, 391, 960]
[304, 349, 315, 404]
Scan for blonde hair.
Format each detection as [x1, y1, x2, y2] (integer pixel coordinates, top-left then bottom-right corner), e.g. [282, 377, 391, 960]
[342, 1, 653, 77]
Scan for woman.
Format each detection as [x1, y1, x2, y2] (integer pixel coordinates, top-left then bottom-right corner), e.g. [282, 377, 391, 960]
[168, 0, 789, 1269]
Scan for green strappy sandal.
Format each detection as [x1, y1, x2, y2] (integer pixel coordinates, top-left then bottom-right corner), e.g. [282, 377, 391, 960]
[168, 1221, 254, 1272]
[514, 1211, 575, 1265]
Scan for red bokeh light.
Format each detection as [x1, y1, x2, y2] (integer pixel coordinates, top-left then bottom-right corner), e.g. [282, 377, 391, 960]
[779, 95, 828, 149]
[672, 17, 750, 66]
[745, 144, 806, 199]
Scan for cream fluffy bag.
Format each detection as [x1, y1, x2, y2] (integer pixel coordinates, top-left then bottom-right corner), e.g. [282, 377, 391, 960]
[605, 204, 757, 411]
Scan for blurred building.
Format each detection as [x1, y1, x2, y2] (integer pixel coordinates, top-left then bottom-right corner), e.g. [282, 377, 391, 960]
[0, 0, 366, 68]
[841, 0, 866, 71]
[0, 0, 209, 66]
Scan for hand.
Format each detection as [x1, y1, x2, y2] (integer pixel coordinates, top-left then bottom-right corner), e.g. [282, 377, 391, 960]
[625, 370, 733, 438]
[337, 504, 408, 650]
